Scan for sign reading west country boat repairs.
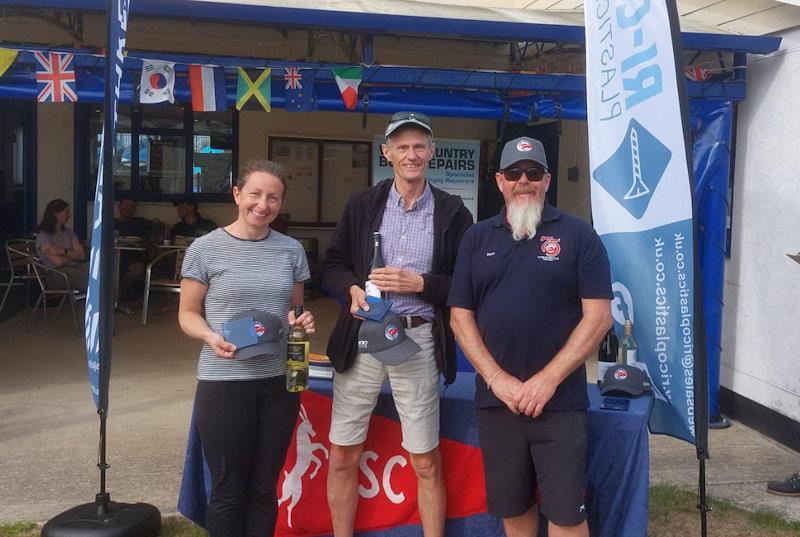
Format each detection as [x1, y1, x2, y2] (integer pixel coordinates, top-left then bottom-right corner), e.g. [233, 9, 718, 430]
[372, 136, 478, 221]
[584, 0, 698, 442]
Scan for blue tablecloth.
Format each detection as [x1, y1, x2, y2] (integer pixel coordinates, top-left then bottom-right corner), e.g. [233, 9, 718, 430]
[178, 372, 653, 536]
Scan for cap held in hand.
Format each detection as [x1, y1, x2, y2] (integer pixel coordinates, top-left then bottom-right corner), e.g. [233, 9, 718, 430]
[357, 313, 421, 366]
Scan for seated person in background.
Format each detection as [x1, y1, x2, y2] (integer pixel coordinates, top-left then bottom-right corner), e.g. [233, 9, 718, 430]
[36, 199, 89, 291]
[170, 197, 217, 239]
[115, 197, 157, 295]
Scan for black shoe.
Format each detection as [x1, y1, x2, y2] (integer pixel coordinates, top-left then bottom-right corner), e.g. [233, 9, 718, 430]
[767, 473, 800, 496]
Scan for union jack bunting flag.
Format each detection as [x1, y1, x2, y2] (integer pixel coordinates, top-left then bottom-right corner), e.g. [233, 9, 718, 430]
[685, 65, 712, 82]
[34, 51, 78, 103]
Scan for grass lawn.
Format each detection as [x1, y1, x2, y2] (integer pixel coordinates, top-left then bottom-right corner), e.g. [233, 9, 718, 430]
[3, 485, 799, 536]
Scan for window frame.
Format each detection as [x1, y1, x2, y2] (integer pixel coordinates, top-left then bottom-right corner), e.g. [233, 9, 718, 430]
[267, 136, 372, 227]
[76, 104, 238, 204]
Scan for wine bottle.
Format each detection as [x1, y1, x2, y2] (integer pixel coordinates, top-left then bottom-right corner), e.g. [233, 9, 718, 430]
[597, 328, 618, 385]
[286, 305, 310, 392]
[365, 232, 385, 299]
[618, 320, 638, 365]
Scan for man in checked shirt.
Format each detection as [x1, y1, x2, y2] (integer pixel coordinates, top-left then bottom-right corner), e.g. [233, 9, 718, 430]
[322, 112, 473, 537]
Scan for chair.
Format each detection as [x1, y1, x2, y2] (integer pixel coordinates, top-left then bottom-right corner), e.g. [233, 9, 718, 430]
[28, 257, 87, 334]
[0, 239, 38, 318]
[142, 248, 185, 325]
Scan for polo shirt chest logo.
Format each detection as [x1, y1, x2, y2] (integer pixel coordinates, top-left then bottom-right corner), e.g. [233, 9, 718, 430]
[538, 235, 561, 261]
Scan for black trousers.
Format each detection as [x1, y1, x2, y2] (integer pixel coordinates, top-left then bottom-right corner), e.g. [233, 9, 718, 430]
[195, 377, 300, 537]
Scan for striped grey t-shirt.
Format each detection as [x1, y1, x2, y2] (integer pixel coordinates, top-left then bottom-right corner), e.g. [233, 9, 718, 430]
[181, 227, 310, 381]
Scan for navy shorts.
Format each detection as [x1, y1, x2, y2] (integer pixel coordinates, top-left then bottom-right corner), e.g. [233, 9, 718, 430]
[476, 406, 588, 526]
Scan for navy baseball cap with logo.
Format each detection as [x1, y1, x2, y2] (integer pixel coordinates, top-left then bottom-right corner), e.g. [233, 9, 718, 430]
[385, 111, 433, 139]
[229, 309, 284, 360]
[600, 364, 653, 397]
[500, 136, 549, 171]
[357, 313, 422, 366]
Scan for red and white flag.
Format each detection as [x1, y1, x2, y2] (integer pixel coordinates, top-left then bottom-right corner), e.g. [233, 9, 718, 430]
[685, 65, 711, 82]
[34, 51, 77, 103]
[189, 64, 227, 112]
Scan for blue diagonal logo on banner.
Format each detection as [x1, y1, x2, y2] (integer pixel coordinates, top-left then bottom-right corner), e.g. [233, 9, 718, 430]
[593, 119, 672, 219]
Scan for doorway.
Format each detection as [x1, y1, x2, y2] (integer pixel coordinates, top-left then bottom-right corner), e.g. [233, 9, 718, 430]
[0, 102, 35, 243]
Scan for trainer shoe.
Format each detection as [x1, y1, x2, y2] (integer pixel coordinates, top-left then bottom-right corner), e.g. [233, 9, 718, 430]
[766, 472, 800, 496]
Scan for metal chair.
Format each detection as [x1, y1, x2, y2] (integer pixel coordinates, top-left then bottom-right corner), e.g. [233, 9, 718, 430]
[141, 248, 185, 325]
[28, 257, 87, 334]
[0, 239, 38, 318]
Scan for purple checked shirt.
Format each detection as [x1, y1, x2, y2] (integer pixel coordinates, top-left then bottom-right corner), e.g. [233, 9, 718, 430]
[378, 181, 435, 320]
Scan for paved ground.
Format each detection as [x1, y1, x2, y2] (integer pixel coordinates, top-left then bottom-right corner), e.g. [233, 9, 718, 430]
[1, 296, 798, 525]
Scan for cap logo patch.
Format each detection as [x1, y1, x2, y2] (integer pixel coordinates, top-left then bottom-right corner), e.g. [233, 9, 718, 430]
[614, 368, 628, 381]
[385, 324, 399, 341]
[253, 321, 266, 337]
[517, 140, 533, 152]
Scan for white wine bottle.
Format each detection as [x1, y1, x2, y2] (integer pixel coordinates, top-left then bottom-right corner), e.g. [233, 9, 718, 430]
[365, 232, 385, 299]
[618, 320, 638, 365]
[286, 305, 310, 392]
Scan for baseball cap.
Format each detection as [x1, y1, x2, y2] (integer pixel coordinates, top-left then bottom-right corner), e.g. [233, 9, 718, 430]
[500, 136, 548, 171]
[228, 309, 284, 360]
[600, 364, 653, 397]
[357, 313, 422, 366]
[384, 111, 433, 139]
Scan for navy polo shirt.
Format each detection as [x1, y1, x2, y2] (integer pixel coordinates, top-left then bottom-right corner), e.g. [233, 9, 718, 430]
[448, 204, 613, 410]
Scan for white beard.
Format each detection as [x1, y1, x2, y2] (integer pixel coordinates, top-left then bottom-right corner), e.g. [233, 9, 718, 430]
[507, 197, 545, 241]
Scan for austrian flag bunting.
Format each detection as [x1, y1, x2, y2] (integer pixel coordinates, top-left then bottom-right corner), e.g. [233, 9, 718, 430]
[34, 51, 78, 103]
[189, 64, 227, 112]
[331, 66, 362, 110]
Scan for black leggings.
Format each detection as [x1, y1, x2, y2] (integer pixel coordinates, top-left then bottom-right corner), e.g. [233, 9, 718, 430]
[195, 377, 300, 537]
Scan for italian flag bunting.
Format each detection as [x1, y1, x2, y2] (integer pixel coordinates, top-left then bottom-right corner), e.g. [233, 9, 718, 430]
[331, 66, 362, 110]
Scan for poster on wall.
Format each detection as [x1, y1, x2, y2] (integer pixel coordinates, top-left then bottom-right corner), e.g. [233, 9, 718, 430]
[372, 136, 478, 221]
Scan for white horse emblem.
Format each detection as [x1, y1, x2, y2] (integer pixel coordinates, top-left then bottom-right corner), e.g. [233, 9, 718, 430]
[278, 404, 330, 527]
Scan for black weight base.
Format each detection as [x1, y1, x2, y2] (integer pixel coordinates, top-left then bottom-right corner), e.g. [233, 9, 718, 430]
[42, 501, 160, 537]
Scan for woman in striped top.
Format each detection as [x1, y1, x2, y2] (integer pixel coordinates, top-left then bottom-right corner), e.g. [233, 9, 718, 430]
[179, 159, 315, 537]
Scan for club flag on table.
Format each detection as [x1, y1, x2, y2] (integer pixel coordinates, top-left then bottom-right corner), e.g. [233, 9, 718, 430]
[0, 48, 18, 79]
[236, 67, 271, 111]
[583, 0, 707, 447]
[189, 64, 227, 112]
[283, 67, 318, 112]
[331, 66, 362, 110]
[34, 51, 78, 103]
[140, 59, 175, 104]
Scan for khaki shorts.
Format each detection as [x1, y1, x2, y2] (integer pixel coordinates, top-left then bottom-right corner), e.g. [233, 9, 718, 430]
[329, 323, 440, 454]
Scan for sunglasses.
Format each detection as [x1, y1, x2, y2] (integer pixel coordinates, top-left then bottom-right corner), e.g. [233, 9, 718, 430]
[389, 111, 432, 127]
[502, 167, 547, 182]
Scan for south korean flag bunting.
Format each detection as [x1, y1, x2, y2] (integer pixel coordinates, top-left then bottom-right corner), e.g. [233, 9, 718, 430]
[140, 60, 175, 104]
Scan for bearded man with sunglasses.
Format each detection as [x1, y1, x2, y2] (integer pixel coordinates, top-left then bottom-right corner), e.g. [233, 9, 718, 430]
[323, 111, 473, 537]
[448, 136, 613, 537]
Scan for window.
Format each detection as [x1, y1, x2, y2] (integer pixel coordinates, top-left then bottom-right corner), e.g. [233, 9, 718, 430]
[82, 105, 235, 201]
[269, 137, 371, 226]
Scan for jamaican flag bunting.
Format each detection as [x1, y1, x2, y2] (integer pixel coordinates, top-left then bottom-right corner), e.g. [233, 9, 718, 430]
[236, 67, 271, 111]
